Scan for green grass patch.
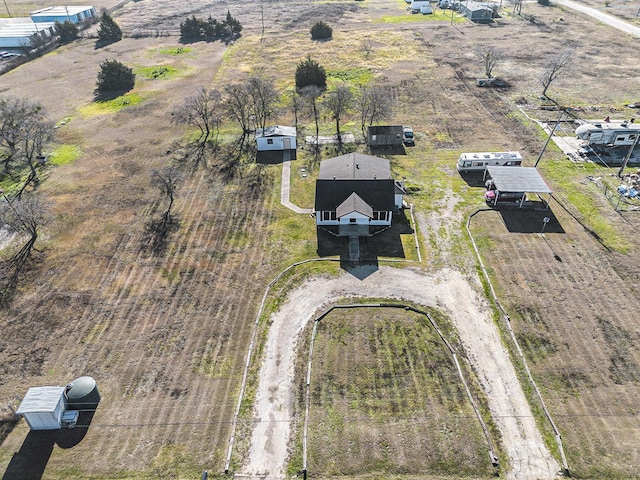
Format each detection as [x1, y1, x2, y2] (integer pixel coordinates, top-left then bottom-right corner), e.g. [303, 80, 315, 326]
[293, 306, 497, 477]
[78, 93, 145, 116]
[327, 67, 374, 86]
[48, 144, 82, 166]
[135, 65, 178, 80]
[157, 46, 192, 56]
[377, 11, 465, 23]
[538, 159, 631, 253]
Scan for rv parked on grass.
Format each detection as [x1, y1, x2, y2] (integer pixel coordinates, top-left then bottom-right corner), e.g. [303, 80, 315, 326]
[456, 151, 523, 173]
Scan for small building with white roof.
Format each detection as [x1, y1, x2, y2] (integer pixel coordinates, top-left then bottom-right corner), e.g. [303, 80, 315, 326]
[256, 125, 297, 152]
[15, 386, 67, 430]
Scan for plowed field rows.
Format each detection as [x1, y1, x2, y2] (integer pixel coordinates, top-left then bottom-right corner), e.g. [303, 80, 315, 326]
[470, 205, 640, 478]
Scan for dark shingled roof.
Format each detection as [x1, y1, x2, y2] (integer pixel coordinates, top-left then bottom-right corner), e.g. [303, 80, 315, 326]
[315, 153, 396, 212]
[318, 153, 391, 180]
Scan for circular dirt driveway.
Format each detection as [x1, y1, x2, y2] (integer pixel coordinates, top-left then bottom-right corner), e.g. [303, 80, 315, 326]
[242, 265, 560, 479]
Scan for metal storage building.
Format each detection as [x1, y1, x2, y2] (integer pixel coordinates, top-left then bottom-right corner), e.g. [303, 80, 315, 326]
[30, 6, 97, 24]
[0, 19, 55, 49]
[15, 386, 66, 430]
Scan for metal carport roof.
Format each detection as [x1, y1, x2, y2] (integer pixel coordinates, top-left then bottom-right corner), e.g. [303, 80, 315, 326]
[486, 166, 552, 193]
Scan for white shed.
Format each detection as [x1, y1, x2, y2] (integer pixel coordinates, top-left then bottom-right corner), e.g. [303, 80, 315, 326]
[256, 125, 296, 152]
[15, 386, 66, 430]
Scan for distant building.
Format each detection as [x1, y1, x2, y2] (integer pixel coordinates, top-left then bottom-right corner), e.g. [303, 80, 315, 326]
[459, 1, 494, 22]
[0, 18, 56, 49]
[256, 125, 297, 152]
[30, 6, 97, 25]
[315, 153, 404, 237]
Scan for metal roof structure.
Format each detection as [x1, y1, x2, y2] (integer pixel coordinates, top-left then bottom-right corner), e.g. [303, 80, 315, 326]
[30, 6, 95, 17]
[256, 125, 296, 138]
[486, 166, 552, 193]
[15, 386, 65, 414]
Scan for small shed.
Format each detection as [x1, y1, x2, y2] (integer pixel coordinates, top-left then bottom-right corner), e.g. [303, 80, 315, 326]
[367, 125, 403, 147]
[459, 1, 494, 22]
[485, 166, 552, 207]
[15, 386, 66, 430]
[256, 125, 296, 152]
[30, 6, 97, 24]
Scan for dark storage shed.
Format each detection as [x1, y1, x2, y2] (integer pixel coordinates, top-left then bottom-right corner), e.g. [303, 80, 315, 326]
[367, 125, 403, 147]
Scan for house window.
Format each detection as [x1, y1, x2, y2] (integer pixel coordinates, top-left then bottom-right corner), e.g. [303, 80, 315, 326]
[373, 211, 388, 221]
[350, 218, 357, 223]
[267, 139, 274, 145]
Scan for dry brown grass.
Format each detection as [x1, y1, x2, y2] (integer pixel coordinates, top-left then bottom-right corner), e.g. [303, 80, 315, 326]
[1, 0, 639, 478]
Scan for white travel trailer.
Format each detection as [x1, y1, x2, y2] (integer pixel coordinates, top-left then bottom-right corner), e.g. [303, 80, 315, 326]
[575, 121, 640, 149]
[456, 151, 523, 173]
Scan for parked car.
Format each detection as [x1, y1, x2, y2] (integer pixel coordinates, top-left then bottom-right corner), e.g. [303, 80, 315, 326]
[402, 126, 415, 146]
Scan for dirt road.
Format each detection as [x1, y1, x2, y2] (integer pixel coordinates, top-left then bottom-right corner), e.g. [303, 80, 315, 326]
[242, 265, 560, 479]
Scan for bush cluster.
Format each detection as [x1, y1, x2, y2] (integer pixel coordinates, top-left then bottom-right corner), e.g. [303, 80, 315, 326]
[310, 21, 332, 40]
[295, 56, 327, 91]
[180, 11, 242, 42]
[97, 12, 122, 44]
[54, 20, 79, 43]
[96, 59, 135, 96]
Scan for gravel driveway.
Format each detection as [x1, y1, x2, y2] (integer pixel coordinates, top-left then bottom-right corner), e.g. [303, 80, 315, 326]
[241, 265, 560, 479]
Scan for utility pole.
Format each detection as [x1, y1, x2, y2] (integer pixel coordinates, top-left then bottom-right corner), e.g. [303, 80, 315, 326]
[535, 110, 565, 167]
[617, 133, 640, 178]
[3, 0, 11, 17]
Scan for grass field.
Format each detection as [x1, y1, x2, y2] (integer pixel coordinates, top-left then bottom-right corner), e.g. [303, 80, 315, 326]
[1, 0, 640, 478]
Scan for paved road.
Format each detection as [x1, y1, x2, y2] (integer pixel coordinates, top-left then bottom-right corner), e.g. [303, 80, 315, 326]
[555, 0, 640, 37]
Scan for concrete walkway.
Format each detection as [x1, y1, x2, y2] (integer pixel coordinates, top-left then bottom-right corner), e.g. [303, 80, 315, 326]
[281, 159, 314, 214]
[556, 0, 640, 38]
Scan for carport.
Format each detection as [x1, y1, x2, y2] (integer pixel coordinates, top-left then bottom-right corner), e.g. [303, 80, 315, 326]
[484, 166, 552, 208]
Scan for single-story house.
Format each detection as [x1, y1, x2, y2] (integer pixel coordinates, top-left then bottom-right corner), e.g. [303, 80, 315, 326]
[30, 6, 97, 25]
[367, 125, 403, 147]
[15, 386, 66, 430]
[315, 153, 404, 236]
[459, 1, 494, 22]
[256, 125, 296, 152]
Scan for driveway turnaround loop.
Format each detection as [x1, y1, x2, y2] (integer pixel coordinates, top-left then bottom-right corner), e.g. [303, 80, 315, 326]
[241, 265, 560, 479]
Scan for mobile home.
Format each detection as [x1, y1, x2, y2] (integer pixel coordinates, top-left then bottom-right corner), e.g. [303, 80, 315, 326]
[457, 151, 523, 173]
[575, 121, 640, 150]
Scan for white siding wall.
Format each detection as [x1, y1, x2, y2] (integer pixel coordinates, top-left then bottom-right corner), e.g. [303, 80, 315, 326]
[256, 136, 296, 151]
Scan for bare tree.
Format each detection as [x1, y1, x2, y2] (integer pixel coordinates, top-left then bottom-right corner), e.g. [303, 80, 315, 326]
[539, 48, 574, 99]
[0, 194, 47, 299]
[172, 87, 223, 170]
[361, 38, 374, 58]
[288, 88, 303, 132]
[16, 118, 54, 198]
[144, 166, 182, 255]
[322, 84, 353, 144]
[300, 85, 323, 155]
[246, 75, 279, 133]
[225, 83, 252, 138]
[358, 84, 393, 139]
[479, 46, 502, 78]
[0, 97, 51, 178]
